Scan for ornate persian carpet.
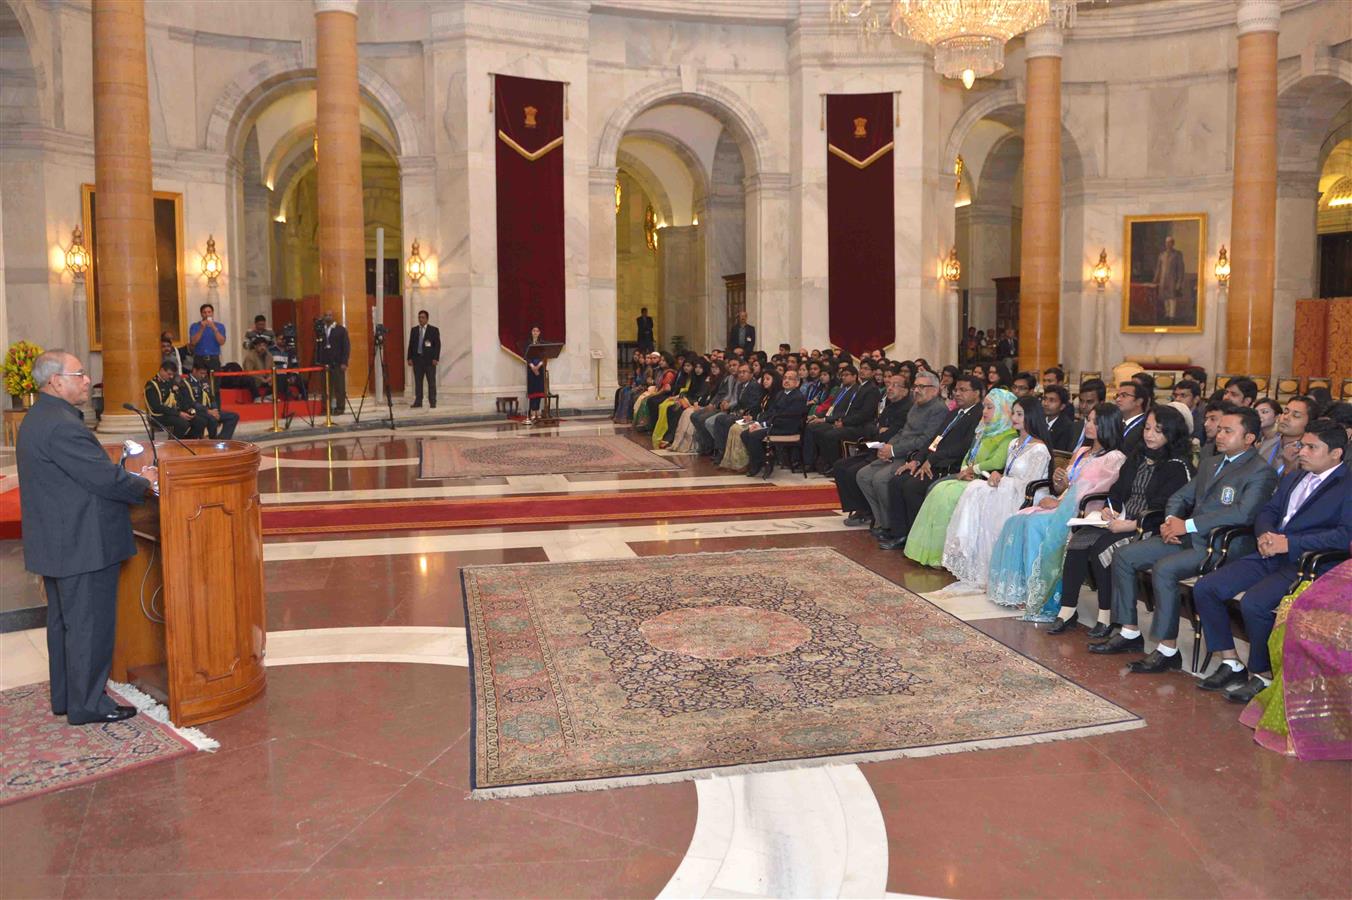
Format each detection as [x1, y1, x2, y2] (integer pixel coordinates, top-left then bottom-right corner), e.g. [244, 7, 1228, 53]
[419, 435, 681, 479]
[0, 683, 203, 806]
[462, 548, 1144, 798]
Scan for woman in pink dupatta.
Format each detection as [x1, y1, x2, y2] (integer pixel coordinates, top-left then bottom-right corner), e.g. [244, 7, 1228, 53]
[1240, 552, 1352, 761]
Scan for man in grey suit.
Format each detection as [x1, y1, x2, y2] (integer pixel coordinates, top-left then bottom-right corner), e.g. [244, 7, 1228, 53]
[843, 371, 950, 533]
[692, 360, 741, 454]
[17, 351, 157, 725]
[1091, 407, 1278, 669]
[703, 364, 764, 458]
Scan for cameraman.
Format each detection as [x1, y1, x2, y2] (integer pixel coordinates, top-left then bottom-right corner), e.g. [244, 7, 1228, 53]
[186, 303, 226, 375]
[242, 336, 273, 403]
[274, 332, 306, 401]
[315, 310, 349, 416]
[242, 314, 275, 353]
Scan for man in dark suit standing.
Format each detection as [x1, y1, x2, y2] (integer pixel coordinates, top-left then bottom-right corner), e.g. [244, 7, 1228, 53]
[406, 309, 441, 409]
[1094, 407, 1278, 667]
[996, 327, 1017, 372]
[18, 351, 155, 725]
[1192, 419, 1349, 702]
[877, 376, 984, 549]
[317, 310, 350, 415]
[636, 307, 655, 353]
[727, 310, 755, 356]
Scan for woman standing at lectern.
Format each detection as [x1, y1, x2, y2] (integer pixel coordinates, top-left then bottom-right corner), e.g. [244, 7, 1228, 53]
[525, 325, 546, 421]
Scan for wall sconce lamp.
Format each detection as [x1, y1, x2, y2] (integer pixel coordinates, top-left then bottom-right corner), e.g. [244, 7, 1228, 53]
[1091, 248, 1111, 291]
[942, 246, 961, 284]
[407, 239, 427, 285]
[201, 235, 223, 287]
[1214, 245, 1230, 286]
[65, 225, 90, 281]
[614, 178, 622, 214]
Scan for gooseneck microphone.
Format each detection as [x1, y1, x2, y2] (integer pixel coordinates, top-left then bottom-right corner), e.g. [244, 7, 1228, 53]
[121, 403, 160, 466]
[124, 401, 199, 457]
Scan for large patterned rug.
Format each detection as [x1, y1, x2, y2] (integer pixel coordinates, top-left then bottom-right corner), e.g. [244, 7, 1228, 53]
[462, 548, 1144, 798]
[420, 435, 681, 479]
[0, 682, 212, 806]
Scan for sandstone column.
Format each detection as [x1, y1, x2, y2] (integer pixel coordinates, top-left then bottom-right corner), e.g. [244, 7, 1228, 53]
[1226, 0, 1280, 374]
[315, 0, 368, 402]
[1017, 25, 1063, 373]
[92, 0, 159, 433]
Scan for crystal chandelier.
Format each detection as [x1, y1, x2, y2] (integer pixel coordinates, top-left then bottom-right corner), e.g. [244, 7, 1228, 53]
[831, 1, 1079, 88]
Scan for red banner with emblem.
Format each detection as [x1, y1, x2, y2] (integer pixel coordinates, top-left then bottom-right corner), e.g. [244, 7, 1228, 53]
[827, 93, 895, 355]
[496, 75, 566, 358]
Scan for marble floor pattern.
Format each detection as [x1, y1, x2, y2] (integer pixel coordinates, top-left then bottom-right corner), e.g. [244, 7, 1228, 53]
[1, 421, 1348, 899]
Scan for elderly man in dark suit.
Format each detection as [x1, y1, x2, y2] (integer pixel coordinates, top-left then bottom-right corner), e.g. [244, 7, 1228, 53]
[727, 310, 755, 356]
[18, 350, 156, 725]
[1093, 408, 1279, 669]
[406, 309, 442, 409]
[1192, 419, 1350, 702]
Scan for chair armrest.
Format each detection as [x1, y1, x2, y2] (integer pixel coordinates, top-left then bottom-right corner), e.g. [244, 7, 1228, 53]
[1297, 549, 1351, 581]
[1200, 525, 1254, 575]
[1077, 491, 1111, 517]
[1135, 507, 1167, 539]
[1022, 479, 1052, 509]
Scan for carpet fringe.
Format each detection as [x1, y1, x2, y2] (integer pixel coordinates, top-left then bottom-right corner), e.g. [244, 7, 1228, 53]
[470, 718, 1146, 800]
[108, 681, 220, 752]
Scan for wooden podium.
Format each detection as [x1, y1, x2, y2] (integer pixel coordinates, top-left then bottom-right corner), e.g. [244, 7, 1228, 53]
[112, 439, 266, 726]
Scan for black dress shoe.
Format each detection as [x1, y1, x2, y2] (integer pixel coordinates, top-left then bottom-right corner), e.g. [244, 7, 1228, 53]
[1088, 632, 1144, 654]
[1129, 649, 1183, 674]
[878, 536, 907, 551]
[411, 402, 423, 408]
[1225, 675, 1268, 704]
[1086, 621, 1114, 641]
[68, 705, 137, 726]
[844, 512, 874, 527]
[1198, 663, 1249, 692]
[1048, 615, 1080, 635]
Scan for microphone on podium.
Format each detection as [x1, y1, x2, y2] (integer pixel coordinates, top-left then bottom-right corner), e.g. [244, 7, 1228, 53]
[121, 403, 199, 458]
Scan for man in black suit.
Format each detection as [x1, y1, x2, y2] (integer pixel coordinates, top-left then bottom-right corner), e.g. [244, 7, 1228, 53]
[18, 351, 154, 725]
[727, 310, 755, 356]
[406, 309, 441, 409]
[803, 362, 880, 474]
[996, 328, 1017, 371]
[145, 358, 205, 439]
[877, 375, 985, 549]
[636, 307, 655, 353]
[317, 310, 351, 415]
[1192, 419, 1349, 702]
[742, 370, 809, 477]
[1115, 380, 1150, 455]
[1040, 385, 1076, 452]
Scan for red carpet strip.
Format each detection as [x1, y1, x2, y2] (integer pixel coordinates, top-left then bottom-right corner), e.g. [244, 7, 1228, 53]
[261, 483, 841, 536]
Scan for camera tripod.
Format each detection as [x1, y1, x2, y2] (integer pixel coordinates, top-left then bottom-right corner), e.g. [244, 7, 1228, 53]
[349, 337, 396, 430]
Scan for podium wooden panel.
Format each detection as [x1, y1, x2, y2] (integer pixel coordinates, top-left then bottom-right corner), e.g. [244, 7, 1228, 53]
[112, 440, 266, 726]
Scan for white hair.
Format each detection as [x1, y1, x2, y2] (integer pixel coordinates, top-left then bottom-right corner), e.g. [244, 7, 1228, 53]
[31, 349, 71, 389]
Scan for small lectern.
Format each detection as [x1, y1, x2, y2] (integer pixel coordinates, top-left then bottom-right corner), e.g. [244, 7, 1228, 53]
[526, 341, 564, 426]
[112, 439, 266, 726]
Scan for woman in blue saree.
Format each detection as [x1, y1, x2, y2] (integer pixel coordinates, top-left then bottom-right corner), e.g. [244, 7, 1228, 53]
[987, 403, 1127, 621]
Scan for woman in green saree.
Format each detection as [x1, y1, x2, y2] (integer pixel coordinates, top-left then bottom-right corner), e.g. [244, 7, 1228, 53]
[904, 388, 1017, 566]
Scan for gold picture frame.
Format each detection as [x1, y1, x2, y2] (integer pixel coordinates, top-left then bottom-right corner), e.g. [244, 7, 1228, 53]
[81, 184, 187, 351]
[1121, 213, 1206, 334]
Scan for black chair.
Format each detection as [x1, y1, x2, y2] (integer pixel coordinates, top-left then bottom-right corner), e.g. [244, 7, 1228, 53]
[761, 418, 809, 479]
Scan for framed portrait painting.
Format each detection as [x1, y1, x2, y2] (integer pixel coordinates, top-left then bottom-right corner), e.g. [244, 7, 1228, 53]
[1121, 213, 1206, 334]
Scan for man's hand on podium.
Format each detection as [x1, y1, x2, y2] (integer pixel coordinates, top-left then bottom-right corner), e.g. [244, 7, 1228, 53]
[141, 466, 159, 495]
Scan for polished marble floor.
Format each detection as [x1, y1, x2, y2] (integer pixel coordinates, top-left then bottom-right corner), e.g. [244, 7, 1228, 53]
[2, 418, 1348, 899]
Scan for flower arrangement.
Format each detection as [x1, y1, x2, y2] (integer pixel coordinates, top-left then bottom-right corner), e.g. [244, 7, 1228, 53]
[4, 340, 44, 399]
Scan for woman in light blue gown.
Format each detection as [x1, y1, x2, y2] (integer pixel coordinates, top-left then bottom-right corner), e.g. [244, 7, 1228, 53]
[986, 402, 1127, 621]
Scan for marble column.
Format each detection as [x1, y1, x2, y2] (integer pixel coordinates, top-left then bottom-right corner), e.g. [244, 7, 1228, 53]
[92, 0, 159, 433]
[1226, 0, 1280, 374]
[1017, 25, 1063, 373]
[314, 0, 368, 401]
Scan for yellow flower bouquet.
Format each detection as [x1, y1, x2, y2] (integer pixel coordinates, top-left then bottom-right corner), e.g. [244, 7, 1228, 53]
[4, 340, 44, 400]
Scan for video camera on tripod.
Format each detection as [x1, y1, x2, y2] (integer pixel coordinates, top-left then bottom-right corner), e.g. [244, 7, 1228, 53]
[373, 323, 388, 347]
[312, 318, 326, 340]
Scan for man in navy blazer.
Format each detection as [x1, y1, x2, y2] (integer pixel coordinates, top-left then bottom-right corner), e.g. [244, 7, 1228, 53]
[1192, 419, 1350, 703]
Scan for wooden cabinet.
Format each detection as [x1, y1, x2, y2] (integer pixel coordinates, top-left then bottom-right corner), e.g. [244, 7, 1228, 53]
[993, 276, 1020, 338]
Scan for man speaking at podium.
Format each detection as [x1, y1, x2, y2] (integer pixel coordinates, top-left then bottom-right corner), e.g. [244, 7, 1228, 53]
[17, 350, 158, 725]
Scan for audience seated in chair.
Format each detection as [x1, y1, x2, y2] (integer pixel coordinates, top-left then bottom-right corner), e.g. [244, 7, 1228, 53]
[802, 362, 881, 475]
[1091, 407, 1278, 669]
[742, 370, 808, 477]
[1191, 419, 1350, 703]
[184, 358, 239, 440]
[144, 357, 205, 440]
